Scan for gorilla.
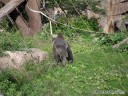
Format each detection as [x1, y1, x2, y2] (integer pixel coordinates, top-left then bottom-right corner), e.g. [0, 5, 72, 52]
[52, 33, 73, 66]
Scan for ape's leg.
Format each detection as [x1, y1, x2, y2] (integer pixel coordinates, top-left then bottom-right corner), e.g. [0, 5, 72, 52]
[61, 56, 66, 67]
[53, 48, 60, 64]
[66, 45, 73, 63]
[55, 54, 60, 64]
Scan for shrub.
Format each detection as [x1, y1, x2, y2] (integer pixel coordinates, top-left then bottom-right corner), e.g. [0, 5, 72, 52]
[97, 32, 128, 51]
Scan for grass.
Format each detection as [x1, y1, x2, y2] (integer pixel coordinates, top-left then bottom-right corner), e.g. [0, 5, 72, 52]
[0, 16, 128, 96]
[0, 31, 128, 96]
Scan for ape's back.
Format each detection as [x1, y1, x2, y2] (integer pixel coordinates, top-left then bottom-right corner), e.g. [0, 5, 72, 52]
[52, 33, 73, 66]
[53, 33, 68, 49]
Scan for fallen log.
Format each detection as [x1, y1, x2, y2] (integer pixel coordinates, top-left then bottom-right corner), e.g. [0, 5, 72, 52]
[113, 37, 128, 48]
[0, 0, 25, 20]
[0, 0, 42, 36]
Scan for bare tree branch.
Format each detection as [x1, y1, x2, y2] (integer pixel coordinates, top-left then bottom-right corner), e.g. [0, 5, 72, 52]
[0, 0, 25, 20]
[113, 37, 128, 49]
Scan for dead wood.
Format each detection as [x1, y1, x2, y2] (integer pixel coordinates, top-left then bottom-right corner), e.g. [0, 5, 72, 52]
[0, 0, 25, 20]
[113, 37, 128, 48]
[0, 0, 42, 36]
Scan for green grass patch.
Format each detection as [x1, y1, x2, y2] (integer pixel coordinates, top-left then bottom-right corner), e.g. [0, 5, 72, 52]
[0, 31, 128, 96]
[0, 15, 128, 95]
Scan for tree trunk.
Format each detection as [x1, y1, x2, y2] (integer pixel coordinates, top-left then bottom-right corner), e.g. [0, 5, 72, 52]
[25, 0, 42, 35]
[106, 0, 114, 34]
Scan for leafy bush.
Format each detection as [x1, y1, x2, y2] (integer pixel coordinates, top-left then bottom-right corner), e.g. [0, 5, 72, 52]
[97, 33, 125, 45]
[44, 0, 87, 15]
[0, 69, 27, 96]
[119, 44, 128, 52]
[50, 16, 99, 37]
[96, 32, 128, 51]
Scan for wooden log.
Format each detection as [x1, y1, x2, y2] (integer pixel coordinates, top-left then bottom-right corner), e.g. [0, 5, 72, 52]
[0, 0, 42, 36]
[15, 15, 34, 36]
[0, 0, 25, 20]
[113, 37, 128, 48]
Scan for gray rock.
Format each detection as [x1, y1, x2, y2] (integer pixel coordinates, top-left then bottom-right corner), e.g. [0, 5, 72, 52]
[0, 48, 48, 70]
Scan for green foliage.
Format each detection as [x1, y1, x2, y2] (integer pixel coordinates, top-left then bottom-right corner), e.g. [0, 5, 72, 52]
[119, 44, 128, 52]
[0, 48, 4, 57]
[43, 0, 105, 16]
[0, 32, 33, 51]
[0, 19, 17, 32]
[73, 17, 99, 31]
[96, 32, 128, 51]
[0, 20, 10, 30]
[45, 0, 87, 15]
[50, 16, 99, 37]
[87, 0, 106, 15]
[0, 69, 26, 96]
[0, 32, 128, 95]
[0, 5, 128, 95]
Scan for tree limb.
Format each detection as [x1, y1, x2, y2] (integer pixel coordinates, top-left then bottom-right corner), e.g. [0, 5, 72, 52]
[0, 0, 25, 20]
[113, 37, 128, 49]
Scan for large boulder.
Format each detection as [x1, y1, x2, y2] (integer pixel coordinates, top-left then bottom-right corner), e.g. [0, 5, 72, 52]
[0, 48, 48, 69]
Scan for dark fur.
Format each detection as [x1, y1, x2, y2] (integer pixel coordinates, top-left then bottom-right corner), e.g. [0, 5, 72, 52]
[53, 33, 73, 66]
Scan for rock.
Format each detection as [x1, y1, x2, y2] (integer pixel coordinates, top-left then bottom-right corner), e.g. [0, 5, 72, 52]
[0, 93, 4, 96]
[0, 29, 4, 32]
[0, 48, 48, 70]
